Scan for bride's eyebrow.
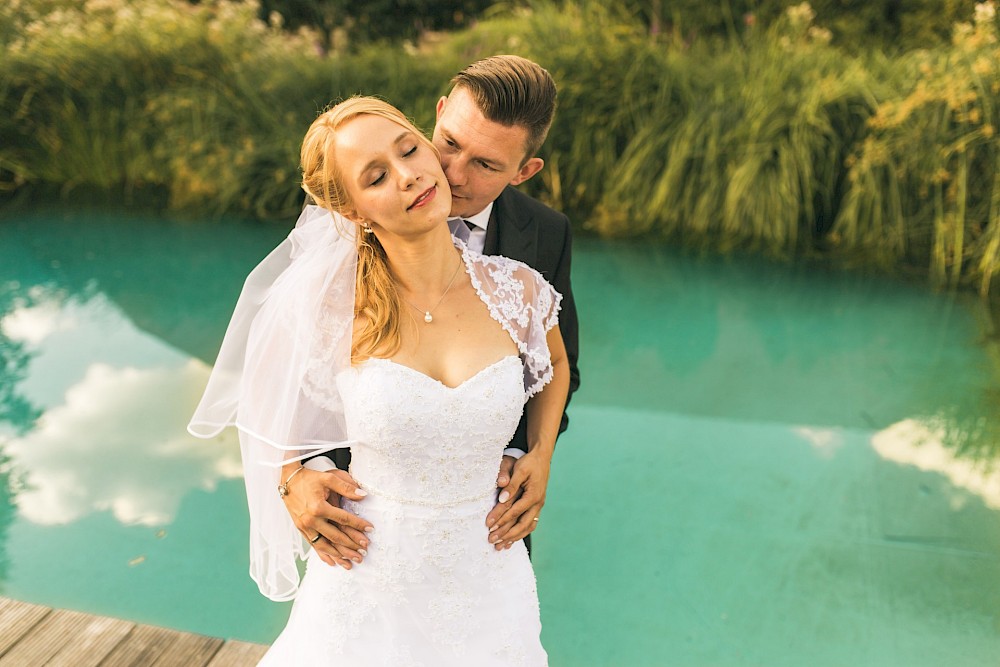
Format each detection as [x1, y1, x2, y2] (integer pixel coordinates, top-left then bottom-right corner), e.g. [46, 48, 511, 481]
[359, 131, 413, 174]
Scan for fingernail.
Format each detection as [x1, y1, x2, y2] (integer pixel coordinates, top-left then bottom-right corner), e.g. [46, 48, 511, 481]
[505, 542, 513, 549]
[498, 491, 510, 503]
[489, 534, 501, 544]
[498, 476, 509, 485]
[486, 518, 495, 528]
[364, 526, 374, 534]
[489, 524, 499, 533]
[355, 488, 368, 497]
[352, 556, 362, 563]
[358, 549, 367, 556]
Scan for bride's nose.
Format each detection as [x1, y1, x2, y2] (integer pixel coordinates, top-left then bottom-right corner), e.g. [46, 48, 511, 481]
[397, 163, 421, 189]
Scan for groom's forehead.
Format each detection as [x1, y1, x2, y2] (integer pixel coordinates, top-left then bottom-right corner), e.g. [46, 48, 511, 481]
[438, 93, 529, 166]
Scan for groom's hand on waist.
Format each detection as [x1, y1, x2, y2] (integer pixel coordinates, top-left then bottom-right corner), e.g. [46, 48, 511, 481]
[486, 453, 549, 550]
[281, 466, 373, 570]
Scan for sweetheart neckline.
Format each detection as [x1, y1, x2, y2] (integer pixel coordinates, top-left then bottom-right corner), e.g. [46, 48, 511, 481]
[363, 355, 520, 390]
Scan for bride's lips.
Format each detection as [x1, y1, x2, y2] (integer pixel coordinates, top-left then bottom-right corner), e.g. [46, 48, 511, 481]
[408, 185, 437, 210]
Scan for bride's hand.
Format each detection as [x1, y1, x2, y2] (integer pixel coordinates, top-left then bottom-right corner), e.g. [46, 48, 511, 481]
[485, 452, 550, 549]
[281, 466, 373, 570]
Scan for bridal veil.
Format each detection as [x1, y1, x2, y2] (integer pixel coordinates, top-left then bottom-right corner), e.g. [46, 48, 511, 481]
[188, 205, 357, 601]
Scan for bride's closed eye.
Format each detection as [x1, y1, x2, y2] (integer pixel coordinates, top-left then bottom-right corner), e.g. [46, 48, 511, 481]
[366, 141, 418, 186]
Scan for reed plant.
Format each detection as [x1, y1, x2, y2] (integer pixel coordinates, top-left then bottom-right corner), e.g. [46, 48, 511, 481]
[834, 3, 1000, 295]
[588, 8, 881, 255]
[452, 3, 881, 257]
[3, 0, 1000, 294]
[0, 0, 457, 217]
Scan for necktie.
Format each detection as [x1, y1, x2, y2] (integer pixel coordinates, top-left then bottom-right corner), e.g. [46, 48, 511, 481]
[451, 218, 475, 244]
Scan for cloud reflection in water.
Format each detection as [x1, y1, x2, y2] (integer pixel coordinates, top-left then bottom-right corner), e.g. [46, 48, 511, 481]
[2, 290, 241, 527]
[872, 418, 1000, 510]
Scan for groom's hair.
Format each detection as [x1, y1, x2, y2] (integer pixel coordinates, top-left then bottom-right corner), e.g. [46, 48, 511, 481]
[451, 55, 557, 163]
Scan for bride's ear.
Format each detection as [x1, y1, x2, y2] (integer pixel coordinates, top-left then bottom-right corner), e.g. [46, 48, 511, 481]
[339, 207, 365, 225]
[343, 211, 376, 234]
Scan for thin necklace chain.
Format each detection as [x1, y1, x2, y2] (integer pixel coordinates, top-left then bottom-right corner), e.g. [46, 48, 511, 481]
[400, 256, 464, 324]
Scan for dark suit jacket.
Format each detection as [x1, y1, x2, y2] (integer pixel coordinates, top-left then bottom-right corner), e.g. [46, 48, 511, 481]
[483, 185, 580, 453]
[328, 185, 580, 470]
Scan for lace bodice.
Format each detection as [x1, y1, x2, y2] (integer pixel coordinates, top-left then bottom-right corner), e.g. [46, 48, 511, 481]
[303, 239, 562, 414]
[336, 355, 525, 505]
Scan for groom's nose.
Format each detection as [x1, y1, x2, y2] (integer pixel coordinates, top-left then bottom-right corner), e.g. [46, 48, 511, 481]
[442, 155, 467, 188]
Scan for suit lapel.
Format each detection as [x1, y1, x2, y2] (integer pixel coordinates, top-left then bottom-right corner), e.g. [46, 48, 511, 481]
[487, 187, 538, 266]
[483, 206, 501, 255]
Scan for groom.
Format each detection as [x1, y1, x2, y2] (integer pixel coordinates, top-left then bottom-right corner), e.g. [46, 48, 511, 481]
[286, 55, 579, 564]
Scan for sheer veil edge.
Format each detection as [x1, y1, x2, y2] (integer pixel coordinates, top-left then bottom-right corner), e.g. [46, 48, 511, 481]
[187, 205, 357, 601]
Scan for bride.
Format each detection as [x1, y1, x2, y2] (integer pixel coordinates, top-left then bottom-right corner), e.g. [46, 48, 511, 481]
[188, 96, 568, 665]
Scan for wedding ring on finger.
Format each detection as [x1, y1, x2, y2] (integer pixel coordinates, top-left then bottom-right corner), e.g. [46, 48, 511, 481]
[309, 533, 322, 544]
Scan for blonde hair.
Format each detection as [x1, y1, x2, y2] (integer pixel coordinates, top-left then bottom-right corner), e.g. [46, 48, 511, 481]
[300, 96, 438, 363]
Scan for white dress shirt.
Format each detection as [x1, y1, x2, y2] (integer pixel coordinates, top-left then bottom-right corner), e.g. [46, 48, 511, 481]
[447, 202, 492, 255]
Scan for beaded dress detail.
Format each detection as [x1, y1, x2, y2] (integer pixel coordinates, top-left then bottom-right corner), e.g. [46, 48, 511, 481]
[259, 241, 560, 667]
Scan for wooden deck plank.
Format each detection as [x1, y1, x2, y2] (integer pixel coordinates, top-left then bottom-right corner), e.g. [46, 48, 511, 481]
[0, 598, 267, 666]
[0, 598, 51, 656]
[0, 608, 98, 665]
[148, 631, 224, 667]
[100, 624, 185, 667]
[206, 639, 269, 666]
[47, 615, 135, 667]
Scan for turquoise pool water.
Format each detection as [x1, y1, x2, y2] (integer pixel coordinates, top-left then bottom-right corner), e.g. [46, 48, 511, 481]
[1, 208, 998, 666]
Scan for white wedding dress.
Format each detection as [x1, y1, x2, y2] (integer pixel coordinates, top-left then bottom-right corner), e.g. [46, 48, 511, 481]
[259, 245, 558, 666]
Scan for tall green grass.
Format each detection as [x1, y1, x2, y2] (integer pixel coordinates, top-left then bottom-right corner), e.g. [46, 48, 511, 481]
[2, 0, 1000, 294]
[833, 5, 1000, 295]
[0, 0, 458, 217]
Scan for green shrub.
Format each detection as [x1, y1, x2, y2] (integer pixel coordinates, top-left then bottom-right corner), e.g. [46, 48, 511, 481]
[834, 3, 1000, 294]
[3, 0, 1000, 295]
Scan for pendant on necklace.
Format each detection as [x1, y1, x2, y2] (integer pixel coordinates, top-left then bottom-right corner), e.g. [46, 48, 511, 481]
[424, 312, 433, 323]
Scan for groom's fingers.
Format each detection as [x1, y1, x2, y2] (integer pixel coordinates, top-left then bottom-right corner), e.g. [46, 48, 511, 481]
[495, 455, 516, 488]
[490, 487, 544, 548]
[311, 521, 367, 567]
[318, 508, 373, 548]
[488, 489, 525, 545]
[498, 464, 530, 506]
[486, 466, 529, 533]
[485, 502, 506, 530]
[500, 508, 541, 545]
[484, 456, 518, 527]
[326, 469, 369, 501]
[285, 469, 367, 529]
[302, 493, 374, 537]
[485, 485, 516, 528]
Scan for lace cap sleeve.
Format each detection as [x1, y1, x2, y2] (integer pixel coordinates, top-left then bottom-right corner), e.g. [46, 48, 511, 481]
[463, 244, 562, 399]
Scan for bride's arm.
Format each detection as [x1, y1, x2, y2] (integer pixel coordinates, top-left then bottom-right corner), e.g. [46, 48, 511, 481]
[487, 325, 569, 549]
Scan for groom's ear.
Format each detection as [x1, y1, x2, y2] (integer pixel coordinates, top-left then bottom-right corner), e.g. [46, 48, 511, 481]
[435, 95, 448, 120]
[509, 157, 544, 187]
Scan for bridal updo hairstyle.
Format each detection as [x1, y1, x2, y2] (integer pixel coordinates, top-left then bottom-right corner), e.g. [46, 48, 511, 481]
[300, 96, 439, 363]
